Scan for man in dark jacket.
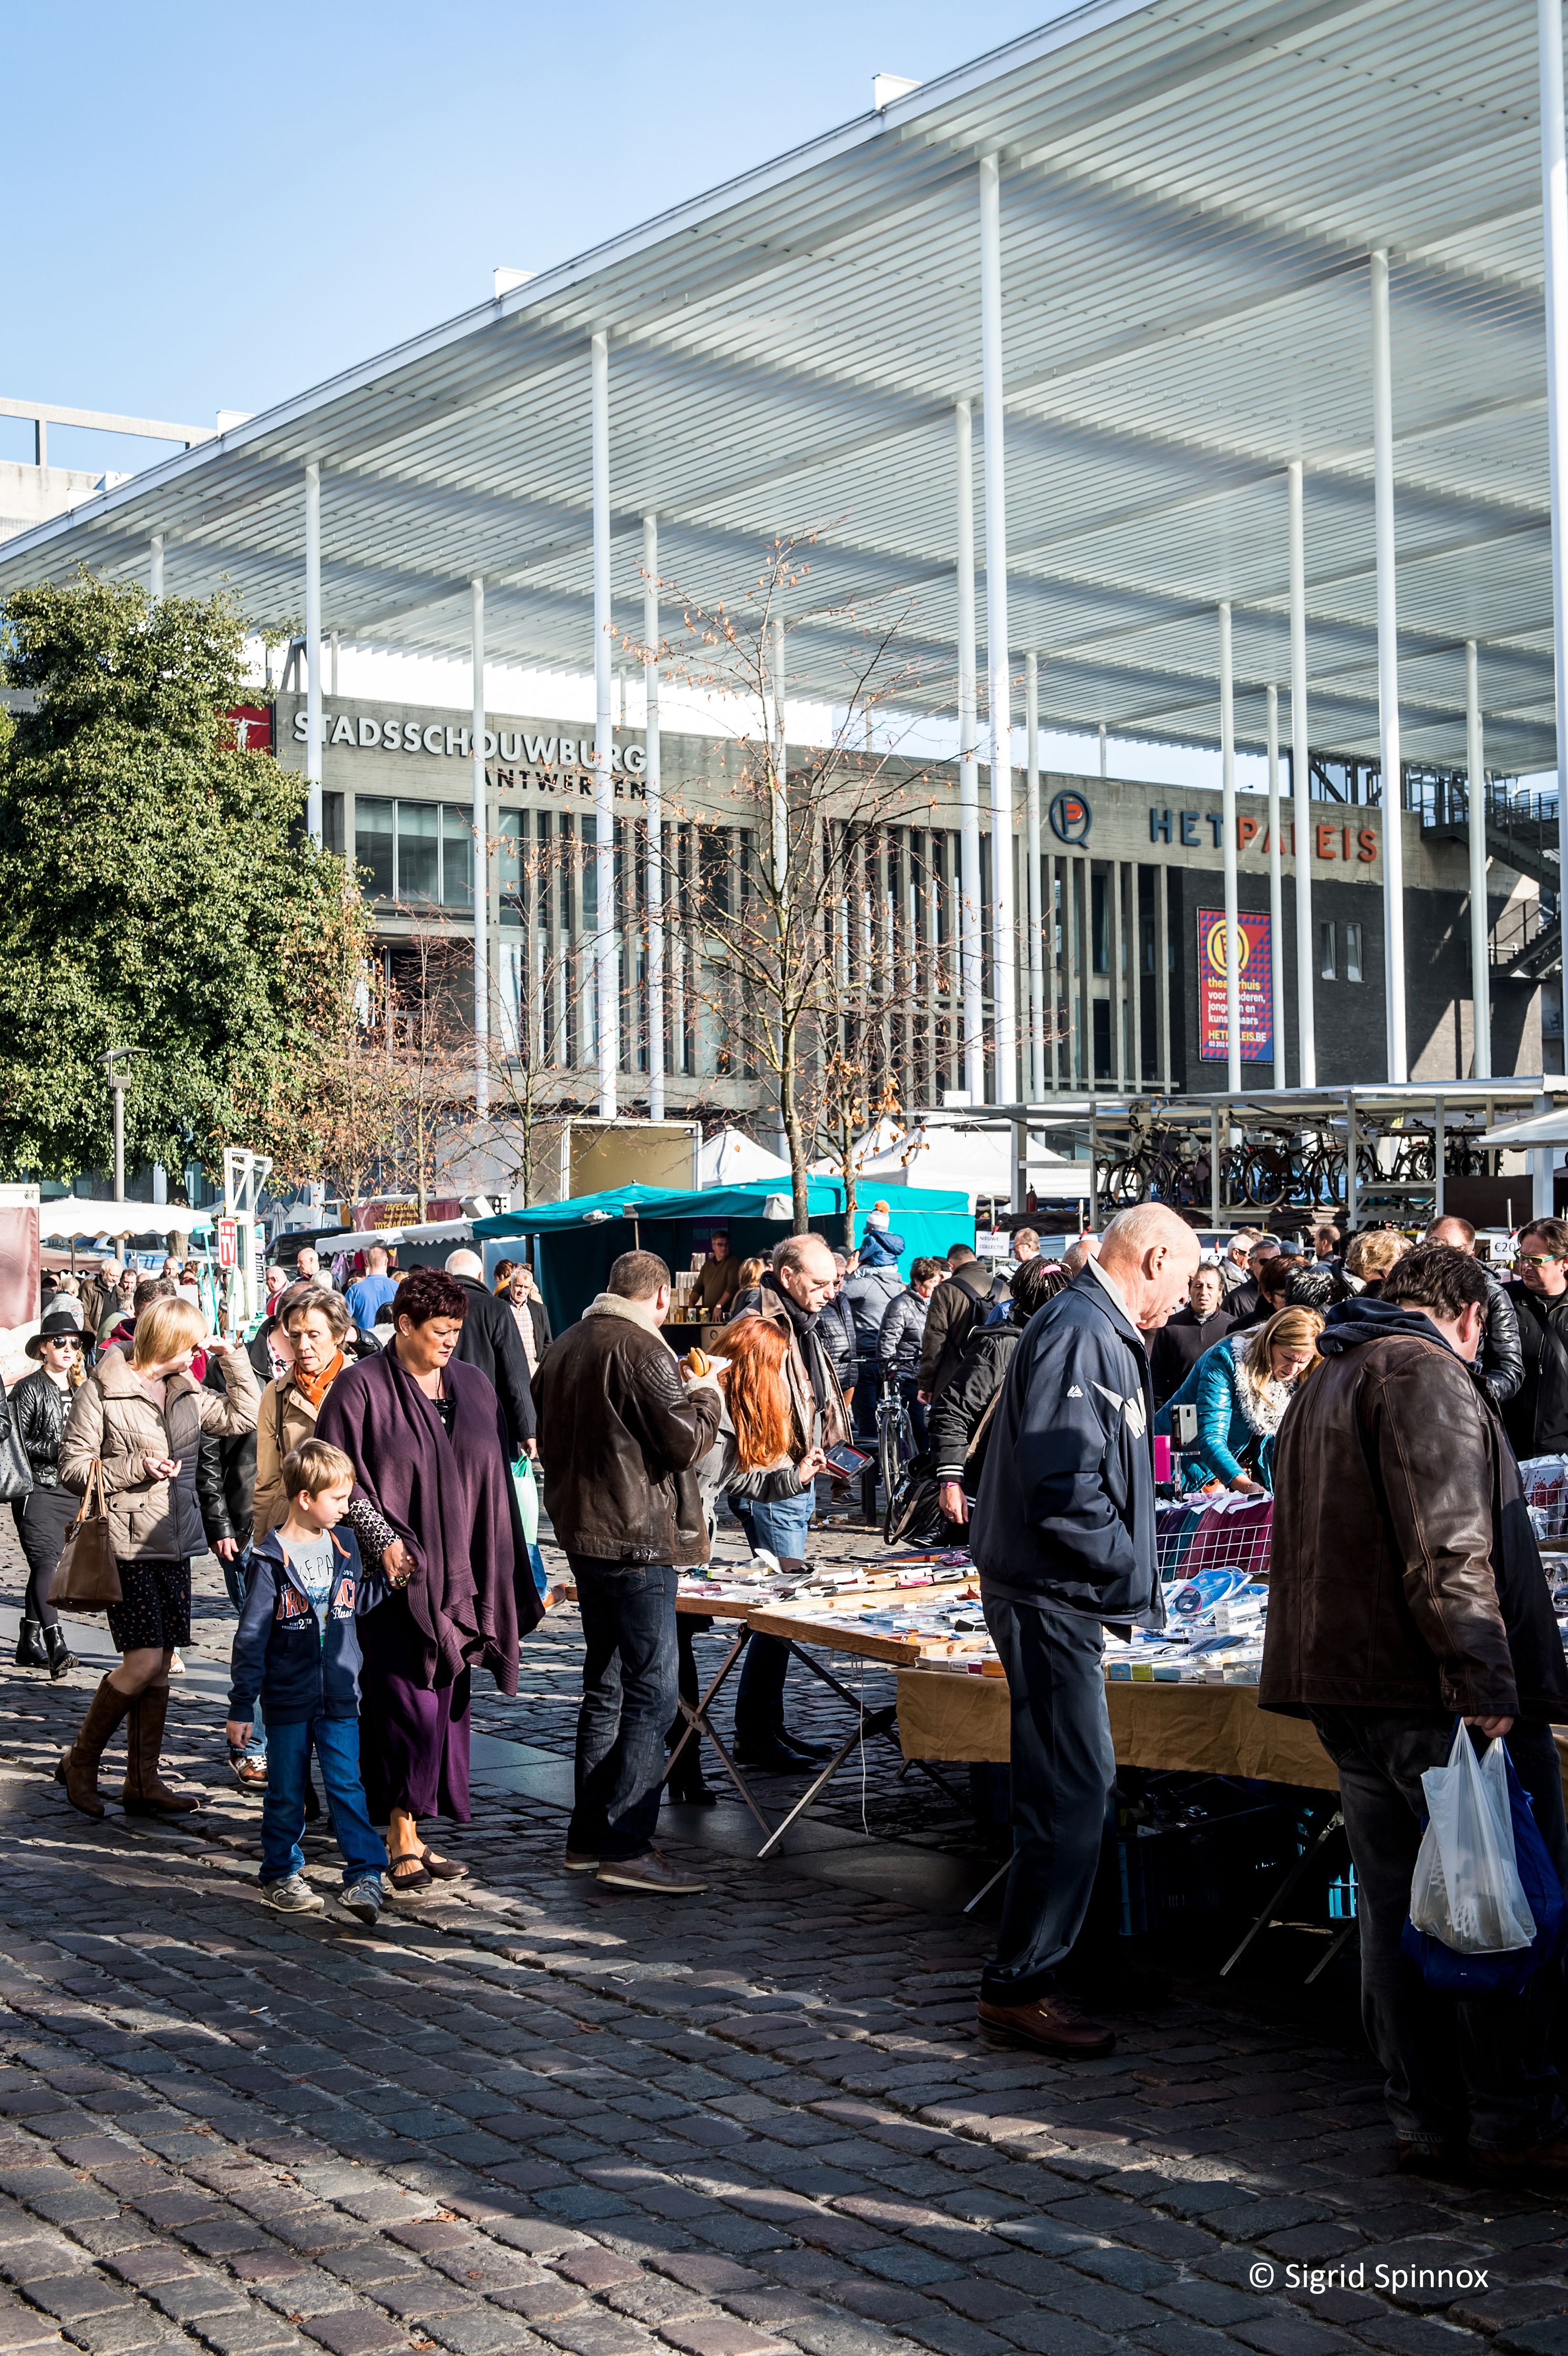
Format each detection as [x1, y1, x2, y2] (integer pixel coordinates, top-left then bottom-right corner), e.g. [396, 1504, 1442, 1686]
[917, 1245, 993, 1402]
[1426, 1215, 1522, 1408]
[1500, 1218, 1568, 1459]
[1223, 1236, 1280, 1329]
[1148, 1262, 1234, 1407]
[444, 1249, 536, 1455]
[533, 1249, 722, 1895]
[969, 1203, 1198, 2059]
[1263, 1245, 1568, 2181]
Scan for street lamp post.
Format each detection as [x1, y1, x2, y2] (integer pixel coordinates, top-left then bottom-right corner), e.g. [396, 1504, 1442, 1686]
[104, 1047, 142, 1204]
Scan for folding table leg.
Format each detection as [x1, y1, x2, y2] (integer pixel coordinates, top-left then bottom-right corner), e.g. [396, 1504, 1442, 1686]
[756, 1702, 898, 1857]
[1219, 1809, 1346, 1977]
[962, 1853, 1013, 1915]
[662, 1625, 774, 1837]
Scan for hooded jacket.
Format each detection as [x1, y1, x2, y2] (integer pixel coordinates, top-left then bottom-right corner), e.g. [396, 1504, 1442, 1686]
[842, 1260, 904, 1357]
[1261, 1295, 1568, 1723]
[227, 1521, 391, 1725]
[878, 1285, 930, 1380]
[970, 1264, 1160, 1625]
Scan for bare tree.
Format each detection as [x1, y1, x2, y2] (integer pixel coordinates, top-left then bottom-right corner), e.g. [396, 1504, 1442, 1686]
[630, 535, 938, 1231]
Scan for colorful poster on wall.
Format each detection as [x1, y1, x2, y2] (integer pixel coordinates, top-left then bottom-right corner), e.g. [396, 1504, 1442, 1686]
[1198, 908, 1273, 1064]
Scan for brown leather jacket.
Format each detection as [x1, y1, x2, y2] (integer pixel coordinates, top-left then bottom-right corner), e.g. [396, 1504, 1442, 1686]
[1261, 1297, 1568, 1724]
[532, 1295, 722, 1565]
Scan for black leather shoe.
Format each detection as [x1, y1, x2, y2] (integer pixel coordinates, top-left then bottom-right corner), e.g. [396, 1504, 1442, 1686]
[734, 1740, 815, 1773]
[777, 1729, 834, 1763]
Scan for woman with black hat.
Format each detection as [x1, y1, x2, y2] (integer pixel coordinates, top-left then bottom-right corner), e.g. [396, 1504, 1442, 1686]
[10, 1311, 84, 1676]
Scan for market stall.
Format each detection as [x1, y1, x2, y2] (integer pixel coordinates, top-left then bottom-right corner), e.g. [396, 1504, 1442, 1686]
[473, 1180, 975, 1340]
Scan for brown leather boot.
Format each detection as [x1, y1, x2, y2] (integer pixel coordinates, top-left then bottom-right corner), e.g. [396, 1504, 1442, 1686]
[55, 1676, 133, 1818]
[122, 1686, 198, 1816]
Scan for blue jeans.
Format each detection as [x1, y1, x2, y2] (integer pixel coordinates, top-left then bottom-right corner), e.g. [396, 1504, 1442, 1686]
[731, 1494, 815, 1742]
[261, 1717, 388, 1887]
[980, 1595, 1116, 2006]
[567, 1557, 678, 1861]
[222, 1552, 266, 1762]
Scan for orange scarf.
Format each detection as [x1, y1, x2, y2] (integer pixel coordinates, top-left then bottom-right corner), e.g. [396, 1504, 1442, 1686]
[293, 1348, 344, 1409]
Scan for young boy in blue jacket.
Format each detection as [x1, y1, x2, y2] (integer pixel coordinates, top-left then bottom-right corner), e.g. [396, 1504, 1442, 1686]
[226, 1437, 395, 1922]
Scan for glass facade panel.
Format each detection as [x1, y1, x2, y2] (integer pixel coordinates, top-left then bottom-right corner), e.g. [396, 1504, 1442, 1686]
[441, 804, 473, 908]
[1319, 920, 1336, 981]
[1345, 921, 1363, 983]
[398, 800, 439, 905]
[356, 797, 394, 898]
[499, 811, 523, 927]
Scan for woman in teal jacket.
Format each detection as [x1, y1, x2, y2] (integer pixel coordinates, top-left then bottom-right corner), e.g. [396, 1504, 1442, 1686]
[1154, 1305, 1322, 1492]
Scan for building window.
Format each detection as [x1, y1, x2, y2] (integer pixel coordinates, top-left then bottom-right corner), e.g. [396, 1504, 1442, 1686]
[323, 792, 345, 858]
[351, 798, 477, 908]
[1319, 920, 1336, 981]
[1345, 921, 1363, 982]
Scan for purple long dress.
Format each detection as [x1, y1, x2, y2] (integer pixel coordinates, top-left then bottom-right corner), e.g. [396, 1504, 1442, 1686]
[318, 1347, 542, 1821]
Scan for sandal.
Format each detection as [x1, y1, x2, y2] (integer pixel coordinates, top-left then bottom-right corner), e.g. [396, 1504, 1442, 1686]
[419, 1848, 469, 1882]
[387, 1852, 433, 1892]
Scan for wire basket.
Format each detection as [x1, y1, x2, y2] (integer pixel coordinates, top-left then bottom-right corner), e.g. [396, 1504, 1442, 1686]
[1156, 1493, 1274, 1592]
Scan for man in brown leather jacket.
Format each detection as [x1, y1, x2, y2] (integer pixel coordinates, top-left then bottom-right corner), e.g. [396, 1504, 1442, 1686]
[533, 1249, 722, 1896]
[1263, 1243, 1568, 2182]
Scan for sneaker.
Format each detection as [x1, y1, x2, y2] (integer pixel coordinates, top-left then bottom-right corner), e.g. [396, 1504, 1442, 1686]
[563, 1848, 600, 1873]
[596, 1848, 708, 1895]
[339, 1876, 384, 1925]
[228, 1754, 268, 1790]
[260, 1873, 325, 1914]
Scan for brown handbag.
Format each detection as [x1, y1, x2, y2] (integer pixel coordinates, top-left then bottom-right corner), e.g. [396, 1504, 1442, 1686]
[49, 1460, 123, 1612]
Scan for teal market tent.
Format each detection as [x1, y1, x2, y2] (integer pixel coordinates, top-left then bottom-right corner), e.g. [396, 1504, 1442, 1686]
[472, 1182, 975, 1338]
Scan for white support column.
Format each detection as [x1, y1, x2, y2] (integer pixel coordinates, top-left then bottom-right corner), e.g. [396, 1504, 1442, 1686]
[304, 461, 322, 848]
[771, 612, 788, 891]
[1267, 684, 1286, 1093]
[1111, 860, 1126, 1089]
[979, 151, 1016, 1107]
[591, 330, 618, 1117]
[1219, 600, 1241, 1089]
[1371, 247, 1408, 1083]
[331, 631, 340, 698]
[955, 400, 984, 1100]
[471, 577, 490, 1116]
[1024, 652, 1044, 1097]
[1541, 0, 1568, 909]
[1466, 640, 1493, 1080]
[644, 516, 665, 1122]
[149, 534, 164, 602]
[1288, 462, 1315, 1090]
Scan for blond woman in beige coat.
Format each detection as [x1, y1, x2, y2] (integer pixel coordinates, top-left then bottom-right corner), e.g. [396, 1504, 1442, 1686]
[56, 1296, 259, 1818]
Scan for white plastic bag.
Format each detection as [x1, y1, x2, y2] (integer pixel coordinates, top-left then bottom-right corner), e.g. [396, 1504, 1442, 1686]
[1407, 1723, 1535, 1954]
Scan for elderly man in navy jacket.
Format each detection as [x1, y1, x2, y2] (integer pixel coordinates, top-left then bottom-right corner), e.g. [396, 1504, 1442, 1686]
[970, 1202, 1198, 2058]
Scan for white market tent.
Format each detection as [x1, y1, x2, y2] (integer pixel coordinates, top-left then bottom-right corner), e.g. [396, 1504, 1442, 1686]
[697, 1126, 792, 1186]
[37, 1201, 213, 1241]
[6, 0, 1568, 1107]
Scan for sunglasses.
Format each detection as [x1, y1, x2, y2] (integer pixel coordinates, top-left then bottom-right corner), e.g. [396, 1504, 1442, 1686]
[1520, 1253, 1565, 1266]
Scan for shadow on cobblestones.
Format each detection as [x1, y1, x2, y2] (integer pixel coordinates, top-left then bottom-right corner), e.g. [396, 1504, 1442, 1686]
[0, 1527, 1564, 2356]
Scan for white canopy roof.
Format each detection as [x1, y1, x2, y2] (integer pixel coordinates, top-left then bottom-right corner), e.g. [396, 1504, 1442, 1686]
[697, 1126, 791, 1186]
[0, 0, 1562, 771]
[37, 1201, 213, 1241]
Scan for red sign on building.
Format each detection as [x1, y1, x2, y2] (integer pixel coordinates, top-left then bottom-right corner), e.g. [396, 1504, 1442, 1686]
[1198, 908, 1274, 1064]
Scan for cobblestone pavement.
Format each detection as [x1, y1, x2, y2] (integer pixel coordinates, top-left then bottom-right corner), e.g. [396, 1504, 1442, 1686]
[2, 1527, 1568, 2356]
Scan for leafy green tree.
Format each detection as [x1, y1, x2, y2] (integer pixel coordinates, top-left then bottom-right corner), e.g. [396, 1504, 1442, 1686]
[0, 574, 354, 1186]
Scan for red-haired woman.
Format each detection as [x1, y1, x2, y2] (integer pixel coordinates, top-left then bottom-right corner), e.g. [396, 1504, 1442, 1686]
[708, 1314, 826, 1772]
[318, 1268, 543, 1892]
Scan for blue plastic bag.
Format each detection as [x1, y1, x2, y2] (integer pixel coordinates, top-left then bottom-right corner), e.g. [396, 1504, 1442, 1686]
[1402, 1736, 1567, 1997]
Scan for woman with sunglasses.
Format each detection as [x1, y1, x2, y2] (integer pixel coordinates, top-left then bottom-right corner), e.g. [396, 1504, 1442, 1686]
[10, 1310, 84, 1676]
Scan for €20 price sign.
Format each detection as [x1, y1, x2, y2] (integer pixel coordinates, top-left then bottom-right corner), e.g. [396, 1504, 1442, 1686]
[1198, 908, 1273, 1064]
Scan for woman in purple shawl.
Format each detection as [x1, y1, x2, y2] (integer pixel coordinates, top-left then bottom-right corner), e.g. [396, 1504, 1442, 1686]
[318, 1266, 543, 1891]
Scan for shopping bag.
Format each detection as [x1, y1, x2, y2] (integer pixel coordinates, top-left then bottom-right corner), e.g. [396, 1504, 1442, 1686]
[1403, 1739, 1566, 1996]
[511, 1452, 539, 1545]
[1406, 1722, 1535, 1954]
[511, 1452, 548, 1597]
[48, 1461, 123, 1613]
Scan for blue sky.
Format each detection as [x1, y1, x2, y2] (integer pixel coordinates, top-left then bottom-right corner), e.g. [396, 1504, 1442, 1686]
[2, 0, 1061, 477]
